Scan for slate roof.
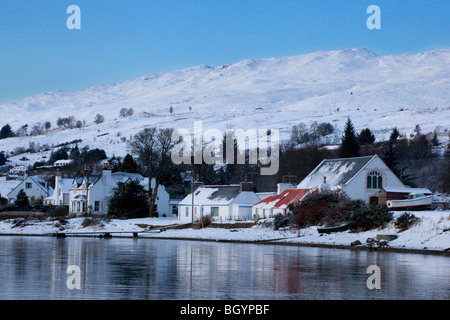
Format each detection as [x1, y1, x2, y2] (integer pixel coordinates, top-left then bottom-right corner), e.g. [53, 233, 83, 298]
[111, 172, 144, 184]
[297, 155, 375, 188]
[179, 185, 242, 206]
[72, 175, 101, 188]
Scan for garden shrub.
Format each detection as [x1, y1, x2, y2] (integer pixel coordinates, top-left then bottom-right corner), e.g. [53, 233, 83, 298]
[394, 212, 419, 231]
[273, 213, 293, 230]
[48, 205, 68, 217]
[343, 201, 393, 231]
[289, 191, 351, 228]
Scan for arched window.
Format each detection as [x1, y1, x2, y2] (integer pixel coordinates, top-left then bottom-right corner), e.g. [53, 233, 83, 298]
[367, 171, 382, 189]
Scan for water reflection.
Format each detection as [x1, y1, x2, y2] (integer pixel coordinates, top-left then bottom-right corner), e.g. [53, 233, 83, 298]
[0, 236, 448, 300]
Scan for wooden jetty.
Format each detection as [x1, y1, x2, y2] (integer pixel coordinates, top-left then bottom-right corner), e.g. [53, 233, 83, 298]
[48, 223, 192, 239]
[49, 229, 164, 239]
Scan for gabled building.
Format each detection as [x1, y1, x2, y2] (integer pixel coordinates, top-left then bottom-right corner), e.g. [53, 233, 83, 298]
[296, 154, 405, 204]
[44, 173, 73, 206]
[178, 180, 261, 222]
[7, 175, 53, 204]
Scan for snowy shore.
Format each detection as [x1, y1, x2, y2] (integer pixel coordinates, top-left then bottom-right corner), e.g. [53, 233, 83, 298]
[0, 210, 449, 256]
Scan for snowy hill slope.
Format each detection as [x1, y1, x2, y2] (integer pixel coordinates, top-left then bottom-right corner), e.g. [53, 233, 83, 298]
[0, 48, 449, 163]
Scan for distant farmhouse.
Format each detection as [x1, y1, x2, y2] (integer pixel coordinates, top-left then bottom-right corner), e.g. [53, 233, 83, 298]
[54, 160, 73, 167]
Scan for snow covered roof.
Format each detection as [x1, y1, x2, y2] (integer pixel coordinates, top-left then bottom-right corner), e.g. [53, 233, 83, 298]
[72, 175, 101, 188]
[253, 188, 317, 209]
[54, 160, 72, 165]
[6, 175, 53, 197]
[297, 155, 376, 188]
[111, 172, 144, 184]
[59, 178, 73, 193]
[179, 185, 242, 206]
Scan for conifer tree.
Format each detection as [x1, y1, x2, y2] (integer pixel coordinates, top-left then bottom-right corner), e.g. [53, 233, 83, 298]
[121, 154, 138, 173]
[431, 130, 439, 146]
[340, 118, 360, 158]
[15, 189, 29, 211]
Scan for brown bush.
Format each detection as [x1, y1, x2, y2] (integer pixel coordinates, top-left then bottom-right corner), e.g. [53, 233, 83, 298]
[289, 191, 351, 228]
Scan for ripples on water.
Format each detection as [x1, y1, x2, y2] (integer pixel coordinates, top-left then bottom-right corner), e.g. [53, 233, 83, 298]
[0, 236, 448, 300]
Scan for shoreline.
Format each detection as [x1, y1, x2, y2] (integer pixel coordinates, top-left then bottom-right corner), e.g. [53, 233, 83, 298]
[1, 230, 448, 257]
[0, 209, 449, 257]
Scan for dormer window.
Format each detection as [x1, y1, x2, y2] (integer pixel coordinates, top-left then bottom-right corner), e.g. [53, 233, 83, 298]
[367, 171, 382, 189]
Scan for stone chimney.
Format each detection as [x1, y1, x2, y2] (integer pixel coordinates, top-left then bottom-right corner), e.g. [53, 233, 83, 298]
[191, 174, 204, 192]
[320, 176, 331, 193]
[240, 175, 254, 192]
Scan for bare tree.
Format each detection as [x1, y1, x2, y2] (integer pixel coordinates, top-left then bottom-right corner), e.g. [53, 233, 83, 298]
[129, 127, 174, 217]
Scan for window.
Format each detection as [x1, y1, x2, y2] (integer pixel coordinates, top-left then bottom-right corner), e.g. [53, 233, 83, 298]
[367, 171, 382, 189]
[25, 182, 32, 189]
[94, 201, 100, 212]
[185, 207, 189, 217]
[211, 207, 219, 217]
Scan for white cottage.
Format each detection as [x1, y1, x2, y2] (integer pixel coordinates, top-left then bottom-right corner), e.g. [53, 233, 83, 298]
[178, 181, 261, 222]
[296, 154, 405, 204]
[7, 175, 53, 204]
[44, 173, 73, 206]
[69, 170, 172, 216]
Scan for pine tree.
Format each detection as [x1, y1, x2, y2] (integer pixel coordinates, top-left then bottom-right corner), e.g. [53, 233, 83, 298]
[382, 128, 417, 187]
[357, 128, 376, 145]
[0, 124, 14, 140]
[15, 189, 29, 211]
[108, 180, 149, 218]
[0, 152, 6, 166]
[340, 118, 360, 158]
[389, 127, 399, 143]
[431, 130, 439, 146]
[121, 154, 138, 173]
[69, 144, 80, 160]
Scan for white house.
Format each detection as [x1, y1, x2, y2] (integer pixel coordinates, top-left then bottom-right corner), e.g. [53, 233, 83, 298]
[178, 181, 261, 222]
[7, 175, 53, 204]
[69, 172, 104, 215]
[44, 173, 73, 206]
[69, 169, 172, 216]
[54, 160, 73, 167]
[9, 165, 27, 175]
[296, 154, 405, 204]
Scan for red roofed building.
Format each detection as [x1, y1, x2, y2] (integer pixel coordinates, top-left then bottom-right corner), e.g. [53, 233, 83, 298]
[252, 188, 318, 219]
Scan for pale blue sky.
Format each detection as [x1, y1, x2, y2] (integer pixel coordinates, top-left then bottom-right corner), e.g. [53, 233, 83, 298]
[0, 0, 449, 103]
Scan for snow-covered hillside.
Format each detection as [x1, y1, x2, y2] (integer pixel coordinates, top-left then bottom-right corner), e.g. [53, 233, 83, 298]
[0, 48, 449, 164]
